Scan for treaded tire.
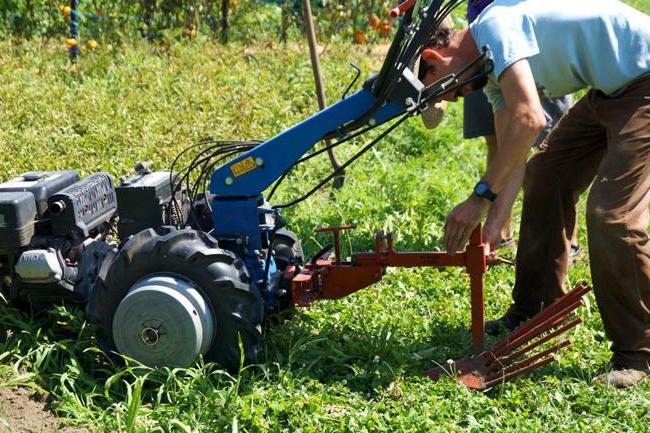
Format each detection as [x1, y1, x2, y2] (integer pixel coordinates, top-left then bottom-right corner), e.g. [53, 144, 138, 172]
[86, 227, 263, 371]
[271, 229, 303, 311]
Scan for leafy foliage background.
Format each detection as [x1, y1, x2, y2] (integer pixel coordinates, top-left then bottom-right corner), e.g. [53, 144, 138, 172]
[0, 0, 399, 42]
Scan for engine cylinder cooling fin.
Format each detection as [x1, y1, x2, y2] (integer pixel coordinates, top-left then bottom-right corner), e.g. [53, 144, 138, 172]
[48, 172, 117, 237]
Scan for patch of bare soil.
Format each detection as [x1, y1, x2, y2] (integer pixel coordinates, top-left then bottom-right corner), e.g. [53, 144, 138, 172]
[0, 387, 90, 433]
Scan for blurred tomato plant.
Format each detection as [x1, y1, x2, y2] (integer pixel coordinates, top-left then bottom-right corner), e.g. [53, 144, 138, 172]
[0, 0, 398, 43]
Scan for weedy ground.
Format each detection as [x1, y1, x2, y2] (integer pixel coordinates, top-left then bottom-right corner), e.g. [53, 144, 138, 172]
[1, 10, 650, 433]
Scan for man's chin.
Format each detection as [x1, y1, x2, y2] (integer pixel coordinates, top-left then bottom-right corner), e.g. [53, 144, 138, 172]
[442, 95, 459, 102]
[459, 89, 479, 99]
[441, 90, 460, 102]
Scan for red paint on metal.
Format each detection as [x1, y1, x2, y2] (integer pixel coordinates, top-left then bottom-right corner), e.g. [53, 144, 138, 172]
[293, 226, 488, 308]
[424, 283, 591, 390]
[390, 0, 417, 18]
[315, 224, 357, 264]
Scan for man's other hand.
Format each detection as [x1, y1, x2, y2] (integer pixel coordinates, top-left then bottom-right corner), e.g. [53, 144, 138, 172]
[443, 195, 488, 253]
[482, 222, 502, 253]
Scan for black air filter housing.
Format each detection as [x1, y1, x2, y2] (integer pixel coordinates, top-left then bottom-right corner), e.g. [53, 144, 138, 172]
[48, 173, 117, 237]
[115, 171, 179, 240]
[0, 192, 37, 250]
[0, 171, 79, 217]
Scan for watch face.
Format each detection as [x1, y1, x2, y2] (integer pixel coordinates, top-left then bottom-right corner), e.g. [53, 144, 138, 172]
[475, 182, 488, 195]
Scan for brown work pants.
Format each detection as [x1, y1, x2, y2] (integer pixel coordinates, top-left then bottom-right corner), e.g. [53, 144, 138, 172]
[513, 75, 650, 369]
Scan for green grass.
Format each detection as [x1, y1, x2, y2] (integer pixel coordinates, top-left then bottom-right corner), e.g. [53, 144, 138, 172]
[1, 10, 650, 432]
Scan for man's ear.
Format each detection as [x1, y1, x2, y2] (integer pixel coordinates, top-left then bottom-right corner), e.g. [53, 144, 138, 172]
[422, 48, 445, 63]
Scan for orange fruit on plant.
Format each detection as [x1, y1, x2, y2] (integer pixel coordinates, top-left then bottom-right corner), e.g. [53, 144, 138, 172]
[369, 14, 380, 29]
[354, 29, 367, 44]
[65, 38, 79, 47]
[62, 6, 71, 17]
[87, 39, 98, 50]
[379, 19, 392, 34]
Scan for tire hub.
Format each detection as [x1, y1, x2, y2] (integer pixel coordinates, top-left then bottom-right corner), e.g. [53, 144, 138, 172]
[141, 327, 160, 346]
[112, 275, 215, 367]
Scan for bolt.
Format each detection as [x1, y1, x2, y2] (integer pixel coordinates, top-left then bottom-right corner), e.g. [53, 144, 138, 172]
[224, 177, 234, 185]
[369, 118, 377, 126]
[255, 157, 264, 167]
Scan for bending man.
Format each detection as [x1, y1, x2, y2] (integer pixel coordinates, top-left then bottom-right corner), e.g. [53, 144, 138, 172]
[418, 0, 650, 387]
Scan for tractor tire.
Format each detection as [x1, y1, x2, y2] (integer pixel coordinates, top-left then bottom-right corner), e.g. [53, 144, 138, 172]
[86, 226, 263, 371]
[272, 228, 304, 271]
[271, 228, 304, 311]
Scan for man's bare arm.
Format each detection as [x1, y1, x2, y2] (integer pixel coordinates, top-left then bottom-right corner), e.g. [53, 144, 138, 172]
[483, 104, 526, 250]
[443, 59, 546, 253]
[482, 59, 546, 193]
[484, 166, 525, 249]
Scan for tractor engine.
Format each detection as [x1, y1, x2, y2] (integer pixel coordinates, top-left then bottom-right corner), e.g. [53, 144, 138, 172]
[0, 171, 116, 304]
[0, 168, 188, 306]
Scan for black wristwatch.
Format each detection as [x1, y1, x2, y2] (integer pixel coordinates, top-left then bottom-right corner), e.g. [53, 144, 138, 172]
[473, 180, 497, 202]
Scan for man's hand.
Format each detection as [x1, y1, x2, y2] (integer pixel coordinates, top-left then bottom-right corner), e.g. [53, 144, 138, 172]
[443, 195, 489, 253]
[483, 164, 526, 253]
[482, 222, 502, 253]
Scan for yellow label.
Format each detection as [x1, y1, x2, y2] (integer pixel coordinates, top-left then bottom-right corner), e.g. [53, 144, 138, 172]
[230, 156, 257, 177]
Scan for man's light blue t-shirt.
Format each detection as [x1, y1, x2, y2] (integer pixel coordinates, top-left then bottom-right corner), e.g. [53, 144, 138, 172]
[469, 0, 650, 112]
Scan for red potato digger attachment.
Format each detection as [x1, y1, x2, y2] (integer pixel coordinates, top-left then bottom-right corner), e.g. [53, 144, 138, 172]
[291, 224, 591, 391]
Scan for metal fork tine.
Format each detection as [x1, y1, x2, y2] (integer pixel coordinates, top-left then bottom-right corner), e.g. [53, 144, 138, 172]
[502, 283, 591, 333]
[494, 339, 572, 379]
[493, 283, 589, 349]
[425, 282, 591, 391]
[499, 317, 583, 364]
[481, 356, 557, 389]
[502, 300, 583, 351]
[492, 299, 584, 357]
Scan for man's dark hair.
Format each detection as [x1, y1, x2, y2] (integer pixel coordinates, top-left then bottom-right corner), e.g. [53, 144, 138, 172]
[418, 27, 454, 80]
[428, 27, 453, 49]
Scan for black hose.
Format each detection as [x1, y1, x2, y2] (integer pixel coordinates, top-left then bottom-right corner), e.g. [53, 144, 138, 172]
[273, 114, 410, 210]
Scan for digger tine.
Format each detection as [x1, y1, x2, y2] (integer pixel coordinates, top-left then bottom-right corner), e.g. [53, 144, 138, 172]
[532, 283, 590, 322]
[493, 299, 584, 357]
[494, 283, 589, 349]
[481, 356, 557, 389]
[499, 317, 583, 364]
[489, 339, 572, 380]
[492, 299, 584, 357]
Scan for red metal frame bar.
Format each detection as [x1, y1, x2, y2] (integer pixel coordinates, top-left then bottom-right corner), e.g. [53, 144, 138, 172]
[390, 0, 417, 18]
[292, 224, 488, 348]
